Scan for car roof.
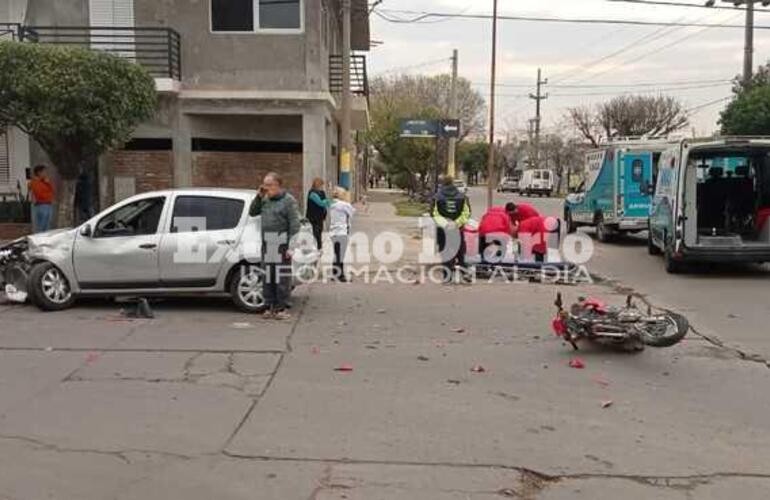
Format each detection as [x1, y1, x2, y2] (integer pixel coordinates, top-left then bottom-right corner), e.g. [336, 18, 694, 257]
[135, 188, 258, 197]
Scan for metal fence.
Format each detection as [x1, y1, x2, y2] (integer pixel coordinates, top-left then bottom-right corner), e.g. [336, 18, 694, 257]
[0, 195, 30, 224]
[0, 23, 21, 41]
[20, 26, 182, 80]
[329, 54, 369, 97]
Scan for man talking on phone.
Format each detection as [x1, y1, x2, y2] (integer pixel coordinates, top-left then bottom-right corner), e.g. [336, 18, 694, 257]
[249, 172, 301, 320]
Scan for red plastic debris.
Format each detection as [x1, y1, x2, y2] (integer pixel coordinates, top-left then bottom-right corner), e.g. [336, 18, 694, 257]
[568, 358, 585, 369]
[471, 364, 487, 373]
[551, 318, 566, 337]
[334, 364, 354, 372]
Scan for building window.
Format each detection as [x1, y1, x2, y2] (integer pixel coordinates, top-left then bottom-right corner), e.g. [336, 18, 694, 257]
[211, 0, 303, 33]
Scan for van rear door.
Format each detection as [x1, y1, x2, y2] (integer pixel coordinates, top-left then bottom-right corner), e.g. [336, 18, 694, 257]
[621, 153, 653, 218]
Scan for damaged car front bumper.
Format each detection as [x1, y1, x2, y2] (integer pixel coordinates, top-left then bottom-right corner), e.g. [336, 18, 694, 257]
[0, 238, 31, 302]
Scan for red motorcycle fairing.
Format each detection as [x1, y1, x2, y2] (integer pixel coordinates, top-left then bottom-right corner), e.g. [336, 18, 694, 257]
[551, 317, 567, 336]
[580, 297, 607, 313]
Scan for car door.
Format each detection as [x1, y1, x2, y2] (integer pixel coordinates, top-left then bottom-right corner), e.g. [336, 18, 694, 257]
[622, 152, 653, 218]
[158, 195, 246, 288]
[73, 196, 167, 289]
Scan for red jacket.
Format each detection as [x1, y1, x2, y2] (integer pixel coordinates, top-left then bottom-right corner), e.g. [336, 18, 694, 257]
[518, 216, 548, 255]
[512, 203, 540, 224]
[479, 206, 513, 236]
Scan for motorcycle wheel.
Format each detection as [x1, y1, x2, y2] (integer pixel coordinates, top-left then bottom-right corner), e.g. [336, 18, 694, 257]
[639, 312, 689, 347]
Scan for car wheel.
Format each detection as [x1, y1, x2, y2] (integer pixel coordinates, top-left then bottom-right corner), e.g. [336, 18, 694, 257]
[565, 210, 576, 234]
[28, 262, 76, 311]
[647, 229, 662, 255]
[230, 264, 266, 313]
[664, 245, 683, 274]
[596, 219, 612, 243]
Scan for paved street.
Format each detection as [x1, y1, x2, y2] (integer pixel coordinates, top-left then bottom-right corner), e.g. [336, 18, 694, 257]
[2, 194, 770, 499]
[469, 186, 770, 362]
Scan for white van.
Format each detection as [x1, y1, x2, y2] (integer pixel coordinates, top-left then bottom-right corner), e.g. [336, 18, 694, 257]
[648, 137, 770, 273]
[520, 169, 554, 197]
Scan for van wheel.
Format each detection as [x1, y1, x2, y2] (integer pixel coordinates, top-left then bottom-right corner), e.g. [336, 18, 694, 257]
[565, 210, 577, 234]
[596, 220, 612, 243]
[664, 246, 683, 274]
[29, 262, 76, 311]
[230, 264, 266, 313]
[648, 230, 662, 255]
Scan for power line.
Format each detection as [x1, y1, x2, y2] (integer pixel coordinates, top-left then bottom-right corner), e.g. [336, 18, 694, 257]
[373, 8, 770, 29]
[371, 57, 452, 76]
[686, 95, 732, 114]
[487, 81, 731, 98]
[474, 78, 732, 88]
[607, 0, 770, 12]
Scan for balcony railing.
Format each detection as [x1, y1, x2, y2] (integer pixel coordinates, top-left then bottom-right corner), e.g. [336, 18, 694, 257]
[0, 23, 21, 41]
[19, 26, 181, 80]
[329, 54, 369, 98]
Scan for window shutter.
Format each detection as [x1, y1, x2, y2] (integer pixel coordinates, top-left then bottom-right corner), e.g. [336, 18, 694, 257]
[89, 0, 114, 26]
[0, 130, 10, 188]
[89, 0, 135, 58]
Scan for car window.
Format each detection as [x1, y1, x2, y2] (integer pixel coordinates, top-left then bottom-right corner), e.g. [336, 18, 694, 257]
[171, 196, 245, 233]
[95, 197, 166, 238]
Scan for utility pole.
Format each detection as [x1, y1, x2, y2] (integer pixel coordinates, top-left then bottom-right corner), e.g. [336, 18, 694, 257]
[340, 0, 353, 191]
[705, 0, 770, 84]
[743, 0, 755, 84]
[486, 0, 499, 209]
[529, 68, 548, 169]
[447, 49, 459, 178]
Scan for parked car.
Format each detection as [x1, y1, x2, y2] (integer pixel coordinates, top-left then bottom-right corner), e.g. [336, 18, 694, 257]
[564, 140, 668, 241]
[453, 179, 469, 195]
[648, 137, 770, 273]
[0, 189, 319, 312]
[519, 169, 554, 197]
[497, 177, 520, 193]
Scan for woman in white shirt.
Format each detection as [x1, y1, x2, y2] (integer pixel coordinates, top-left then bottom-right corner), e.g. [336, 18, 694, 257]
[329, 187, 355, 282]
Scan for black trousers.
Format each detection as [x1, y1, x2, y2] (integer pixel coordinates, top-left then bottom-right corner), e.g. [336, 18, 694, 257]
[437, 227, 466, 274]
[310, 221, 323, 250]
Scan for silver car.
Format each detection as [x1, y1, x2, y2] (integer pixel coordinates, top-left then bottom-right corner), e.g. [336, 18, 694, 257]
[0, 189, 318, 312]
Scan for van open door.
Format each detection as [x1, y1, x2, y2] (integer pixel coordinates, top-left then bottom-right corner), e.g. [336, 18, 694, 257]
[621, 152, 654, 218]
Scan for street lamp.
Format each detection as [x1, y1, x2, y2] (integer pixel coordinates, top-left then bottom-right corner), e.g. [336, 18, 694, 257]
[705, 0, 770, 83]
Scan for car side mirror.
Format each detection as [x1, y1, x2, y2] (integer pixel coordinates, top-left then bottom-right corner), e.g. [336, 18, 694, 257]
[80, 224, 92, 237]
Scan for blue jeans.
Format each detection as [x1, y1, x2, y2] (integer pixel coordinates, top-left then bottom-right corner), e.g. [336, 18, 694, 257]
[33, 203, 53, 233]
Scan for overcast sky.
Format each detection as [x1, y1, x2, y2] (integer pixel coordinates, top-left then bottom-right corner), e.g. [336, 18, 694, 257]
[368, 0, 770, 139]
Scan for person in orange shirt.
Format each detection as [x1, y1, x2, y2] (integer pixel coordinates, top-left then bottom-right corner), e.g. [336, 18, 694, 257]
[28, 165, 55, 233]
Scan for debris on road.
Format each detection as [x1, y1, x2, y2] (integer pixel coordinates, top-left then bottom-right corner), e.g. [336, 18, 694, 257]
[334, 364, 354, 372]
[568, 358, 585, 369]
[85, 352, 100, 364]
[417, 355, 430, 361]
[311, 346, 320, 355]
[231, 322, 252, 329]
[592, 374, 610, 387]
[452, 327, 466, 334]
[447, 379, 461, 385]
[471, 364, 487, 373]
[376, 309, 387, 314]
[601, 400, 614, 409]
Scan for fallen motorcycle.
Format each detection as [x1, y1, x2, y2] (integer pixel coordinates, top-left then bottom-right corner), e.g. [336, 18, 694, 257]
[552, 293, 689, 352]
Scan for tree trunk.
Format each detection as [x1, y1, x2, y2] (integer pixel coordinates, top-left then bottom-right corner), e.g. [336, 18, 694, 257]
[56, 178, 77, 229]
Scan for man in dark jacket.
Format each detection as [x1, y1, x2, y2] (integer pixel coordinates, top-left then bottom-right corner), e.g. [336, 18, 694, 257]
[250, 172, 301, 320]
[432, 176, 471, 283]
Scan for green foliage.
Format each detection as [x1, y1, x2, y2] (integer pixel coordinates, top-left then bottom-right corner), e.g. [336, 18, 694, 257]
[457, 141, 488, 184]
[366, 74, 486, 193]
[720, 62, 770, 135]
[0, 41, 157, 178]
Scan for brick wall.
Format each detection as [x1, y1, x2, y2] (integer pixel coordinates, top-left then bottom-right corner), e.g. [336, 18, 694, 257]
[0, 223, 31, 241]
[192, 152, 304, 200]
[109, 150, 174, 194]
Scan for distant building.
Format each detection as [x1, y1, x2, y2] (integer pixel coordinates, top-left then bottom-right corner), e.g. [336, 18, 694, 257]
[0, 0, 370, 210]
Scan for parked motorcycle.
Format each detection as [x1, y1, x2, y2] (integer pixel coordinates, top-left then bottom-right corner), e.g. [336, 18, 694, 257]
[552, 293, 689, 352]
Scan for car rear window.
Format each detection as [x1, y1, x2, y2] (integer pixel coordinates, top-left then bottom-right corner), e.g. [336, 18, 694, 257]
[171, 196, 245, 233]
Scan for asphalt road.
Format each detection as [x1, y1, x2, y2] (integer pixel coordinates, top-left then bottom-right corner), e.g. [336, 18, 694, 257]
[468, 186, 770, 360]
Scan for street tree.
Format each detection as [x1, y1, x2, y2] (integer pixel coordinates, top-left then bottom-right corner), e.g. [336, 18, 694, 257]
[366, 74, 486, 193]
[568, 95, 689, 146]
[720, 61, 770, 135]
[458, 141, 488, 185]
[0, 41, 157, 225]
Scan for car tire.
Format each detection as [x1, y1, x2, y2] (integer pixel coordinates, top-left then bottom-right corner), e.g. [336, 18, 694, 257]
[596, 219, 612, 243]
[28, 262, 76, 311]
[647, 229, 662, 255]
[565, 210, 577, 234]
[664, 245, 683, 274]
[230, 264, 267, 313]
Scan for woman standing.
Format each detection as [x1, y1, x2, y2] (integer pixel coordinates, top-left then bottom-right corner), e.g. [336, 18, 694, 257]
[306, 178, 331, 251]
[329, 187, 355, 282]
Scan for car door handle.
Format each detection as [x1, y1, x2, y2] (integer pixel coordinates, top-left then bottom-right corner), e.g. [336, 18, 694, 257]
[139, 243, 157, 250]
